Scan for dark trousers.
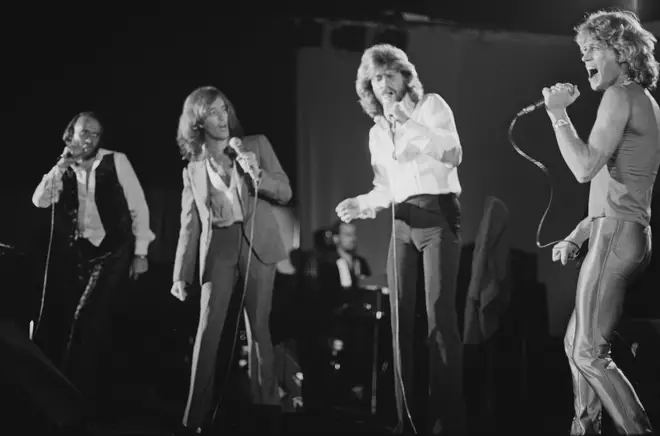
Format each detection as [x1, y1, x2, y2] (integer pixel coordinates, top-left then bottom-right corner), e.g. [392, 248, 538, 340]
[564, 217, 654, 435]
[182, 224, 279, 429]
[64, 238, 133, 407]
[388, 194, 465, 435]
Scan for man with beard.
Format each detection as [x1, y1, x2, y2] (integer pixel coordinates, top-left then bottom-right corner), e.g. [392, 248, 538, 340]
[31, 111, 154, 422]
[335, 44, 465, 435]
[547, 10, 660, 435]
[171, 86, 291, 434]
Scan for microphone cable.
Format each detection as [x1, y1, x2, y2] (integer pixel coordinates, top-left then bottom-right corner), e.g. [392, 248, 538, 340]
[211, 170, 260, 425]
[34, 150, 76, 339]
[389, 200, 418, 435]
[508, 112, 565, 248]
[384, 116, 417, 434]
[33, 171, 59, 340]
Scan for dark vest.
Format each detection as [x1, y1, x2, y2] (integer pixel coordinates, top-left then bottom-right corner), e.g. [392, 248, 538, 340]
[54, 153, 134, 253]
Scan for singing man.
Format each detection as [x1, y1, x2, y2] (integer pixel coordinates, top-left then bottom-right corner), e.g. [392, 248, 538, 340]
[546, 10, 660, 435]
[172, 86, 292, 434]
[335, 44, 465, 435]
[31, 111, 154, 418]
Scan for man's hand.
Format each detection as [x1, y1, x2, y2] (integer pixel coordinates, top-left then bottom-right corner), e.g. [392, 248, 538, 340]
[170, 280, 188, 302]
[552, 240, 580, 266]
[384, 101, 409, 125]
[56, 146, 78, 169]
[542, 83, 580, 111]
[335, 198, 361, 223]
[129, 255, 149, 280]
[237, 151, 262, 181]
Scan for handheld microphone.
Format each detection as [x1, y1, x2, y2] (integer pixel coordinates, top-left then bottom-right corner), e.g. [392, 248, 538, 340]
[57, 149, 74, 163]
[517, 84, 577, 117]
[227, 137, 260, 184]
[517, 99, 545, 117]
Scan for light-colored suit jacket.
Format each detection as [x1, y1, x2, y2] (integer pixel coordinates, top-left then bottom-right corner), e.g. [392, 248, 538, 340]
[173, 134, 292, 284]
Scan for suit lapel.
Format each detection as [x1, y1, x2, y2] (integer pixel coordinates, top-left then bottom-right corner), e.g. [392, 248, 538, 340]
[237, 137, 258, 217]
[189, 160, 210, 212]
[237, 175, 248, 211]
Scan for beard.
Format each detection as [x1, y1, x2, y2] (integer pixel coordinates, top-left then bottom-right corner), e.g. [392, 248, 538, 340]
[69, 139, 99, 160]
[379, 89, 406, 115]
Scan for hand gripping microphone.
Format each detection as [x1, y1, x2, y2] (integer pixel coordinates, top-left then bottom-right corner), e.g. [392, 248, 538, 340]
[516, 84, 576, 116]
[228, 137, 260, 185]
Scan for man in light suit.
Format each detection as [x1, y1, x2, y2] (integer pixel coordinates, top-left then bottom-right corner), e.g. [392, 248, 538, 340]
[171, 86, 292, 434]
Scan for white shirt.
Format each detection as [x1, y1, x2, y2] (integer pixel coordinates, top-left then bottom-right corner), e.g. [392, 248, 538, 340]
[205, 159, 244, 227]
[32, 148, 155, 256]
[336, 251, 364, 288]
[336, 257, 353, 288]
[356, 93, 463, 218]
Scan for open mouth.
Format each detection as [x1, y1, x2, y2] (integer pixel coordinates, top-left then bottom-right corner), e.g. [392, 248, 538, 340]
[588, 68, 599, 79]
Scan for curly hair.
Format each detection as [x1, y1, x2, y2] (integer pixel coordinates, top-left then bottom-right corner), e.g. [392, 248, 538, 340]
[575, 9, 659, 90]
[176, 86, 244, 161]
[62, 111, 104, 145]
[355, 44, 424, 119]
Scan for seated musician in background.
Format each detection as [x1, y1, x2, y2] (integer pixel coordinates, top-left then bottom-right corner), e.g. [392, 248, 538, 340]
[296, 222, 371, 410]
[330, 219, 371, 293]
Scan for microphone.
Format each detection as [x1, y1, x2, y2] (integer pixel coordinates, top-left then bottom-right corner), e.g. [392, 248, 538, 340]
[59, 140, 94, 162]
[517, 84, 577, 117]
[227, 137, 260, 184]
[57, 149, 74, 163]
[517, 99, 545, 117]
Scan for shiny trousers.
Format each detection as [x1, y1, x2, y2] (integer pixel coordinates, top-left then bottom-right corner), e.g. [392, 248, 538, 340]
[564, 217, 653, 435]
[387, 194, 465, 435]
[182, 225, 279, 429]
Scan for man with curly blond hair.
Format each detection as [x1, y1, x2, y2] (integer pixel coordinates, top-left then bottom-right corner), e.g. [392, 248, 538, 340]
[545, 10, 660, 435]
[336, 44, 465, 435]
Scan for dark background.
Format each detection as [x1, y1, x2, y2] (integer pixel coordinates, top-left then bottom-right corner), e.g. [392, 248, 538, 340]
[4, 0, 660, 196]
